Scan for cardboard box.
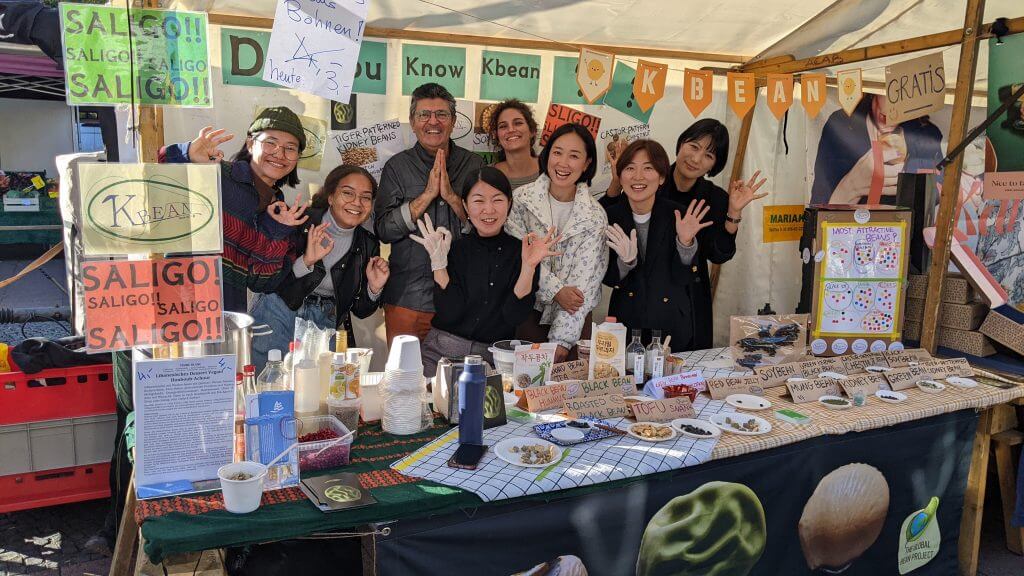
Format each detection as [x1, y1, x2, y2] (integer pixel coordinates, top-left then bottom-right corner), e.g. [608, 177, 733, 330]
[797, 205, 913, 356]
[938, 327, 997, 357]
[906, 273, 976, 304]
[979, 305, 1024, 356]
[904, 320, 921, 341]
[904, 299, 988, 331]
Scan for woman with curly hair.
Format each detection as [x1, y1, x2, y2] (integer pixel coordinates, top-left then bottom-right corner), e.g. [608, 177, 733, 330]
[488, 98, 541, 190]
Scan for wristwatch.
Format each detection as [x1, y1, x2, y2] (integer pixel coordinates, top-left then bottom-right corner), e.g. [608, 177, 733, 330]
[725, 214, 742, 224]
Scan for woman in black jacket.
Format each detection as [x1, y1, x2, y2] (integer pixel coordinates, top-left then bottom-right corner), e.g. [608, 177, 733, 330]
[603, 140, 722, 352]
[251, 165, 390, 371]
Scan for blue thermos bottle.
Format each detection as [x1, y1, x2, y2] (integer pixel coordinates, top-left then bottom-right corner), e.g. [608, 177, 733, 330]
[458, 355, 486, 445]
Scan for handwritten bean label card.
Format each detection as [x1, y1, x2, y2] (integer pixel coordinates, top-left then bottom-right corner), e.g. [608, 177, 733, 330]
[884, 365, 936, 391]
[565, 377, 635, 399]
[796, 357, 846, 377]
[842, 353, 888, 373]
[549, 360, 589, 382]
[786, 377, 844, 403]
[631, 397, 695, 423]
[754, 363, 801, 388]
[522, 382, 568, 413]
[706, 376, 763, 400]
[840, 374, 888, 397]
[565, 394, 628, 419]
[919, 358, 973, 379]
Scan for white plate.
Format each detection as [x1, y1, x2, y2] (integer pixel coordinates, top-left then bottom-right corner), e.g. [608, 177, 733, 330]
[671, 418, 721, 439]
[786, 377, 810, 383]
[818, 395, 852, 410]
[818, 371, 848, 380]
[875, 390, 907, 403]
[946, 377, 978, 388]
[917, 380, 946, 393]
[709, 413, 772, 436]
[494, 437, 563, 468]
[550, 427, 586, 442]
[725, 394, 772, 411]
[865, 365, 891, 373]
[627, 423, 678, 442]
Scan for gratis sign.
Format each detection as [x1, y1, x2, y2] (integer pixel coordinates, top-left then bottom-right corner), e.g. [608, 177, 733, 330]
[60, 5, 212, 107]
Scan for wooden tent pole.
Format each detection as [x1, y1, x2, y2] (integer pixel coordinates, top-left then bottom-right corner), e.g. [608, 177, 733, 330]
[136, 0, 165, 162]
[921, 0, 985, 356]
[742, 14, 1022, 74]
[710, 105, 756, 300]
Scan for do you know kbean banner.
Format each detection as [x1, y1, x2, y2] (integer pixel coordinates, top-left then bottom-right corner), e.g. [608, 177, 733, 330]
[60, 5, 212, 107]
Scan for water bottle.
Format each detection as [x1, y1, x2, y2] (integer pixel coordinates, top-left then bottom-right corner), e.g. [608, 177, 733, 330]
[257, 349, 287, 392]
[458, 355, 486, 446]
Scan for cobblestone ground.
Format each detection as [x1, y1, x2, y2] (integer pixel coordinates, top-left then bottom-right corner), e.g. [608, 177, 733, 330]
[0, 500, 111, 576]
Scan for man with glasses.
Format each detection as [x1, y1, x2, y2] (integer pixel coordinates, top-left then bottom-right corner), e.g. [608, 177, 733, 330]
[375, 83, 485, 343]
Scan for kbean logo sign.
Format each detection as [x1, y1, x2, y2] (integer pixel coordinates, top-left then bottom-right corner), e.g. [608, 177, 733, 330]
[79, 164, 222, 257]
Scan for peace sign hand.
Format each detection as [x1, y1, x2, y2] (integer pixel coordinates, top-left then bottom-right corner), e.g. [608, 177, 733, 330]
[409, 213, 452, 271]
[267, 192, 310, 226]
[675, 199, 714, 246]
[302, 222, 334, 268]
[727, 169, 768, 215]
[522, 227, 563, 268]
[188, 126, 235, 163]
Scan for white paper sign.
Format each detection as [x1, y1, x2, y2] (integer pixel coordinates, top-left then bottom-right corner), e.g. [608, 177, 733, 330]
[133, 353, 236, 496]
[331, 118, 405, 181]
[263, 0, 370, 101]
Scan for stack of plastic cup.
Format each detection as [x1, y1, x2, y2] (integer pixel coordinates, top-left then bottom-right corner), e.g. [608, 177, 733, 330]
[380, 336, 428, 435]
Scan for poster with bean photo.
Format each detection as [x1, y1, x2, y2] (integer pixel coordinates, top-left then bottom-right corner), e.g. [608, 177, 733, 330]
[331, 119, 405, 181]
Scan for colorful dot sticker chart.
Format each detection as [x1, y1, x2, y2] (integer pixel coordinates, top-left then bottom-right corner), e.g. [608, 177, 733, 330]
[815, 221, 907, 339]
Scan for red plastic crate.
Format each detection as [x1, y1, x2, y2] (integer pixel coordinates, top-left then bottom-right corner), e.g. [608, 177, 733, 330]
[0, 463, 111, 513]
[0, 364, 115, 425]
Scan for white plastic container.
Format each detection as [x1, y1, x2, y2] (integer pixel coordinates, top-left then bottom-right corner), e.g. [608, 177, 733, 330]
[218, 461, 267, 514]
[293, 360, 321, 415]
[386, 335, 423, 372]
[488, 339, 532, 375]
[360, 372, 384, 422]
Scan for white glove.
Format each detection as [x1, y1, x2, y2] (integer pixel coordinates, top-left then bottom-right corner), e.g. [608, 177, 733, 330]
[605, 224, 638, 265]
[410, 214, 452, 271]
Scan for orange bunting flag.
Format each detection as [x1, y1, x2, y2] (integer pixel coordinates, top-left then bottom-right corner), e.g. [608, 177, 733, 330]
[576, 48, 615, 104]
[633, 59, 668, 113]
[836, 69, 863, 117]
[683, 69, 713, 117]
[766, 74, 794, 120]
[727, 72, 756, 119]
[801, 73, 827, 119]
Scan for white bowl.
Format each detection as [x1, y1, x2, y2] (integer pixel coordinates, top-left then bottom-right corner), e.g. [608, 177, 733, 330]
[946, 377, 978, 388]
[818, 371, 848, 380]
[671, 418, 720, 439]
[709, 413, 772, 436]
[218, 461, 268, 514]
[917, 380, 946, 394]
[818, 395, 852, 410]
[875, 390, 907, 403]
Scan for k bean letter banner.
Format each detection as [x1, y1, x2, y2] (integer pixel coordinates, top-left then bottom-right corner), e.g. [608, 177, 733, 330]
[83, 256, 224, 352]
[683, 69, 713, 117]
[79, 163, 222, 257]
[402, 43, 467, 97]
[60, 5, 212, 107]
[576, 48, 613, 104]
[605, 62, 653, 124]
[480, 50, 540, 103]
[264, 0, 369, 101]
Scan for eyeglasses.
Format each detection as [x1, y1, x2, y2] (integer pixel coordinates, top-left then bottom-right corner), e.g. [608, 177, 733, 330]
[337, 189, 373, 205]
[414, 109, 452, 122]
[255, 137, 301, 161]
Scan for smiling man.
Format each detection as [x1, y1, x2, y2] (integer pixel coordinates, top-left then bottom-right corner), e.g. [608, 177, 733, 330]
[374, 83, 485, 343]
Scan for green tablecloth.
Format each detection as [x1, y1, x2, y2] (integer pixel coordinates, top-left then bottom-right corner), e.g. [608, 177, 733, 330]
[0, 194, 61, 245]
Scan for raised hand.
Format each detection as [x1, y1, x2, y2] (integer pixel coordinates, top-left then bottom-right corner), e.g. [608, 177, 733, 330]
[188, 126, 235, 163]
[302, 222, 333, 268]
[605, 224, 638, 264]
[365, 256, 390, 294]
[267, 192, 309, 226]
[409, 213, 452, 271]
[674, 200, 714, 246]
[522, 227, 563, 268]
[727, 169, 769, 214]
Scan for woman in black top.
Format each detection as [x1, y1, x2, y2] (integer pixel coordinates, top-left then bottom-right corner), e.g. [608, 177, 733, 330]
[412, 166, 561, 377]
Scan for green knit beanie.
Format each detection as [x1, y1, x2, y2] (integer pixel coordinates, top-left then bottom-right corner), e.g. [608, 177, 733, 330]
[248, 106, 307, 152]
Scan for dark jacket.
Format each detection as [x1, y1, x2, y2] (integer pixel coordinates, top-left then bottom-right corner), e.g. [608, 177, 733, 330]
[604, 193, 734, 351]
[275, 208, 382, 343]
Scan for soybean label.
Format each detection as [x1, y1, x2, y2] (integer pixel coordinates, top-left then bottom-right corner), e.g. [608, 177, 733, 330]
[753, 363, 801, 388]
[61, 5, 212, 107]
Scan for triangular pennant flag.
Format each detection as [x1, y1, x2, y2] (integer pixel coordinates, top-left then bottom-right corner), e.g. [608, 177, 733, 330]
[576, 48, 615, 104]
[766, 74, 794, 120]
[633, 59, 668, 113]
[801, 73, 827, 119]
[683, 69, 713, 117]
[836, 69, 863, 117]
[727, 72, 756, 118]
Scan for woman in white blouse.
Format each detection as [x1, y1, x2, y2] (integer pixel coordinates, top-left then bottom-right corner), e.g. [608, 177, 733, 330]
[505, 123, 609, 362]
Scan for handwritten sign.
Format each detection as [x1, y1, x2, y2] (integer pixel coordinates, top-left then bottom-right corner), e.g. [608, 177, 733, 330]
[643, 371, 706, 399]
[631, 397, 695, 423]
[83, 256, 224, 352]
[549, 360, 589, 382]
[919, 358, 973, 379]
[540, 104, 601, 147]
[842, 353, 889, 373]
[565, 393, 628, 420]
[79, 163, 221, 257]
[331, 118, 404, 181]
[522, 383, 568, 413]
[786, 377, 843, 404]
[263, 0, 368, 101]
[841, 374, 888, 397]
[885, 366, 936, 391]
[883, 52, 945, 124]
[883, 349, 930, 368]
[706, 376, 764, 400]
[60, 5, 212, 107]
[565, 377, 635, 399]
[796, 357, 845, 377]
[754, 363, 801, 388]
